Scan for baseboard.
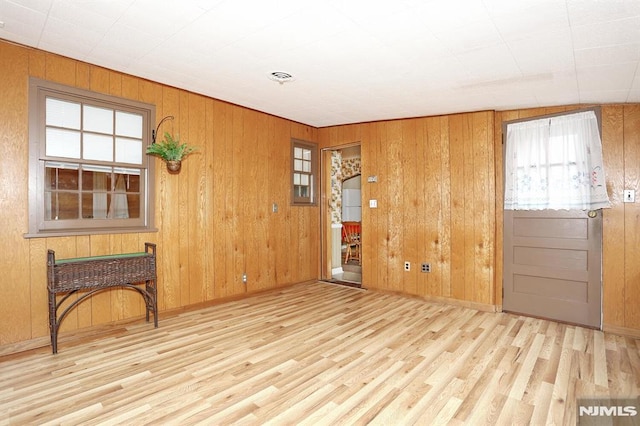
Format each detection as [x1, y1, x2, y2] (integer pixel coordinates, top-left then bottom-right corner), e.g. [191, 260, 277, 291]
[419, 294, 499, 313]
[0, 336, 51, 358]
[602, 324, 640, 339]
[0, 280, 312, 358]
[367, 288, 498, 313]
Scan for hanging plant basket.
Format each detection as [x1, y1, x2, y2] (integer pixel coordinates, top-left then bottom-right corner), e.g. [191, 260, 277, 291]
[146, 131, 197, 174]
[166, 160, 182, 173]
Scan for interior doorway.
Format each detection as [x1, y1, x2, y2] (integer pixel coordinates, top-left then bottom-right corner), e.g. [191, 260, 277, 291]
[320, 144, 362, 286]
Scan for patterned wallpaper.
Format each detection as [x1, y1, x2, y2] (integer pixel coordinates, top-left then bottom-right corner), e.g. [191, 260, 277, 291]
[341, 157, 361, 181]
[330, 151, 342, 224]
[330, 153, 362, 224]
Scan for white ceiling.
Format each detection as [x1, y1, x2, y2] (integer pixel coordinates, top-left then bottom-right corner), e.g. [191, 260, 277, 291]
[1, 0, 640, 127]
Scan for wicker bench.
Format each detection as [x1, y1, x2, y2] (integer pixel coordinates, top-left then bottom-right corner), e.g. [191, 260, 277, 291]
[47, 242, 158, 354]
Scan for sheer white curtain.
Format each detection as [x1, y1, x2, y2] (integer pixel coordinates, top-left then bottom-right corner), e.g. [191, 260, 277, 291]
[504, 110, 611, 210]
[108, 174, 129, 219]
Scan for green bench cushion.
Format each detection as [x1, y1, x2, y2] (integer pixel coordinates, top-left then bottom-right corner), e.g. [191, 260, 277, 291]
[56, 252, 147, 264]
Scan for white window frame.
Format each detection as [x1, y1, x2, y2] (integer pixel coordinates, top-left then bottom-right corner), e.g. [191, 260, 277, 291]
[26, 78, 156, 237]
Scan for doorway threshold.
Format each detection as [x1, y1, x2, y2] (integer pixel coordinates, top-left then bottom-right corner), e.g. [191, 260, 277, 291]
[322, 279, 363, 289]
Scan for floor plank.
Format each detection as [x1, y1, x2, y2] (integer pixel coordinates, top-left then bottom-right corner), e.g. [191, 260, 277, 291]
[0, 282, 638, 425]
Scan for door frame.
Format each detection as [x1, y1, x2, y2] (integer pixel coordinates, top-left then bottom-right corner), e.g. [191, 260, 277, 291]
[319, 142, 361, 282]
[501, 106, 604, 328]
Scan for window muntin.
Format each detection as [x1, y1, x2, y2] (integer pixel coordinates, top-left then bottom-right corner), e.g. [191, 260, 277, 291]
[291, 139, 317, 205]
[28, 78, 155, 236]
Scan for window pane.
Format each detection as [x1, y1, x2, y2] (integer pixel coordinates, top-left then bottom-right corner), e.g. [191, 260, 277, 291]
[83, 105, 113, 134]
[82, 167, 111, 191]
[294, 147, 303, 158]
[125, 194, 140, 218]
[301, 174, 309, 185]
[116, 111, 143, 138]
[46, 128, 81, 158]
[302, 160, 311, 173]
[295, 185, 309, 198]
[294, 173, 300, 185]
[114, 168, 140, 192]
[83, 133, 114, 161]
[302, 149, 311, 161]
[45, 162, 79, 190]
[294, 159, 303, 171]
[110, 191, 129, 219]
[82, 192, 110, 219]
[46, 191, 79, 220]
[115, 137, 142, 164]
[46, 98, 81, 129]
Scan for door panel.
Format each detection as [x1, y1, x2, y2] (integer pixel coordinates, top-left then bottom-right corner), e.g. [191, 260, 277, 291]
[503, 209, 602, 328]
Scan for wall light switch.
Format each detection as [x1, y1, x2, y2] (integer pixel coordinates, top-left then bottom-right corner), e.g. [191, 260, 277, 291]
[367, 175, 378, 183]
[624, 190, 635, 203]
[369, 199, 377, 208]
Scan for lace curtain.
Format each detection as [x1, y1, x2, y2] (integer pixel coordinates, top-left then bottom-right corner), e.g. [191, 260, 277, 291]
[504, 110, 611, 210]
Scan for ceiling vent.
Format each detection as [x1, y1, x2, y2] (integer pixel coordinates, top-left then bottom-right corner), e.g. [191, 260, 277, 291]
[269, 71, 295, 84]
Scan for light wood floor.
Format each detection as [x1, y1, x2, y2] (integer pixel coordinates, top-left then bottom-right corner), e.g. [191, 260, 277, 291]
[1, 282, 639, 425]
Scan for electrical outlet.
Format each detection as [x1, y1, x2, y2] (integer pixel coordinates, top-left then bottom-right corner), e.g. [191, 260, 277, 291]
[404, 261, 410, 272]
[421, 263, 431, 273]
[242, 273, 247, 283]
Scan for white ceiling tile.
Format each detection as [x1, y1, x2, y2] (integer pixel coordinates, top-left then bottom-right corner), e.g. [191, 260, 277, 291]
[489, 1, 568, 40]
[580, 89, 631, 104]
[116, 0, 207, 37]
[567, 0, 640, 27]
[575, 44, 640, 69]
[627, 89, 640, 102]
[577, 63, 637, 92]
[418, 0, 491, 33]
[455, 44, 521, 86]
[39, 15, 103, 57]
[48, 0, 116, 34]
[5, 0, 52, 14]
[0, 0, 48, 43]
[631, 70, 640, 90]
[328, 0, 414, 25]
[507, 29, 575, 74]
[0, 0, 637, 126]
[433, 19, 504, 54]
[228, 7, 354, 60]
[571, 16, 640, 50]
[483, 0, 559, 16]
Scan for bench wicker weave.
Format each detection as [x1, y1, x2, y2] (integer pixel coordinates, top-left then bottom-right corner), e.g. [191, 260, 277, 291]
[47, 242, 158, 354]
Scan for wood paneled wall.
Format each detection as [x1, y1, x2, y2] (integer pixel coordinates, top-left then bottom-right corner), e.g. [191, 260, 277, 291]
[2, 39, 639, 351]
[0, 41, 319, 350]
[319, 112, 496, 308]
[321, 105, 640, 335]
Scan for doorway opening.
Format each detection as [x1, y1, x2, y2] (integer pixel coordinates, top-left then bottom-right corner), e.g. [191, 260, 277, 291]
[321, 144, 362, 287]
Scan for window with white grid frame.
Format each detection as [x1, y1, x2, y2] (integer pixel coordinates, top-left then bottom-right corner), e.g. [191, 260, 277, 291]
[27, 78, 156, 236]
[291, 139, 317, 205]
